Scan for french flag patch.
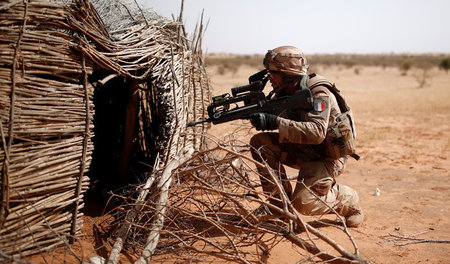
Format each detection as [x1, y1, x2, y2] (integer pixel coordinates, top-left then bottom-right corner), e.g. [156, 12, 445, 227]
[314, 100, 326, 112]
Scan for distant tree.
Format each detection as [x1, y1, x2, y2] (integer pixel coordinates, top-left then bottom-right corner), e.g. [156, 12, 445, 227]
[439, 58, 450, 73]
[399, 60, 412, 76]
[414, 62, 433, 88]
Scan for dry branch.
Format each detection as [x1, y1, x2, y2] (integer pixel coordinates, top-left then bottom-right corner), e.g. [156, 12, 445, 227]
[381, 231, 450, 246]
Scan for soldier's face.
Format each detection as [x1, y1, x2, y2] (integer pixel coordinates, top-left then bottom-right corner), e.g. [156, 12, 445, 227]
[268, 71, 283, 89]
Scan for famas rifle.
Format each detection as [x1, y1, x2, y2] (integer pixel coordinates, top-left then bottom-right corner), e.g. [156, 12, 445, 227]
[187, 69, 314, 127]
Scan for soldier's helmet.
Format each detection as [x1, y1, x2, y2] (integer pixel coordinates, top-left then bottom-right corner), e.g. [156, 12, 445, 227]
[263, 46, 308, 76]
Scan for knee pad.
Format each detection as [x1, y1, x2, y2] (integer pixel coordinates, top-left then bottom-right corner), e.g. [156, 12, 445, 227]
[311, 181, 332, 196]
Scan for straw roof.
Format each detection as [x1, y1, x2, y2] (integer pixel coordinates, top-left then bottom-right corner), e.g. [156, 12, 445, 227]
[0, 0, 210, 259]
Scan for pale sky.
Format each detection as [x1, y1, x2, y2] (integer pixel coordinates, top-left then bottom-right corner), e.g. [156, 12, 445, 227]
[139, 0, 450, 55]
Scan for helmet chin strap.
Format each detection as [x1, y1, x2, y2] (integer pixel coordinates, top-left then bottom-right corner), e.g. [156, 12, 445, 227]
[268, 83, 290, 98]
[282, 74, 309, 91]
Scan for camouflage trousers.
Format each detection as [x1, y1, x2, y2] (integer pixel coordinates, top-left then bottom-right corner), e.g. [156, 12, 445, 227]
[250, 132, 359, 216]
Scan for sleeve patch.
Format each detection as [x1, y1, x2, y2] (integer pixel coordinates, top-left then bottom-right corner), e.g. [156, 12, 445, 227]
[314, 99, 326, 112]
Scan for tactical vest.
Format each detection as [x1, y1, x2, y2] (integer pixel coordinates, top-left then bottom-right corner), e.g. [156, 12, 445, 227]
[306, 74, 360, 160]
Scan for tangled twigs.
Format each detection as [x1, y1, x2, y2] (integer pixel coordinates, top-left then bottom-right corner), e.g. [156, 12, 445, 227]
[120, 136, 368, 264]
[381, 231, 450, 246]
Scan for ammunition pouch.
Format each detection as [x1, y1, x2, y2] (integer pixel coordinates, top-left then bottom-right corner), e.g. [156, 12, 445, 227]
[324, 111, 360, 160]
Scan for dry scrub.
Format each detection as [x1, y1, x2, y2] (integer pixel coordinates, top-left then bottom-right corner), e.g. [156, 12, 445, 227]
[105, 130, 368, 264]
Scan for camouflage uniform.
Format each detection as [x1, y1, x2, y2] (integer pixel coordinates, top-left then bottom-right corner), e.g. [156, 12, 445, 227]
[250, 80, 363, 226]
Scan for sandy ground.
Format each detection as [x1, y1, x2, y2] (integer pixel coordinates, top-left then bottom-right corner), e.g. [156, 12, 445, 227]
[26, 64, 449, 264]
[205, 64, 450, 264]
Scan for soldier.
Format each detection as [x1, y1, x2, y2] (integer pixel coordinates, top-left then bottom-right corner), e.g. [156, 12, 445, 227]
[249, 46, 364, 227]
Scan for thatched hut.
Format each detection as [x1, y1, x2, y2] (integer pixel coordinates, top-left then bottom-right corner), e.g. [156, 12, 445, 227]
[0, 0, 210, 260]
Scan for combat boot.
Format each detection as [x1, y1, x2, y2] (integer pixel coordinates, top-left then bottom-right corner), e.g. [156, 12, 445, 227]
[340, 203, 364, 227]
[335, 185, 364, 227]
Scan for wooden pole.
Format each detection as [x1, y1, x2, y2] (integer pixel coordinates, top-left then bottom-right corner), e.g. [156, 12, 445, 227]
[134, 150, 192, 264]
[70, 54, 90, 242]
[1, 0, 29, 230]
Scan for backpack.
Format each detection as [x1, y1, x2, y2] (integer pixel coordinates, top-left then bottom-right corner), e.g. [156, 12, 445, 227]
[306, 74, 360, 160]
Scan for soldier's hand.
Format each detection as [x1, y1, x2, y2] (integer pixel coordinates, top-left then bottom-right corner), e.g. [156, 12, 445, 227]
[249, 113, 278, 131]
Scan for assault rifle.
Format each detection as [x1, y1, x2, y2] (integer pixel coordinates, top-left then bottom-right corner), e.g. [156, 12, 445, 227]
[187, 69, 314, 127]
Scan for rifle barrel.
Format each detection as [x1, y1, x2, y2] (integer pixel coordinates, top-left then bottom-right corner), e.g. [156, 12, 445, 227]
[187, 119, 211, 127]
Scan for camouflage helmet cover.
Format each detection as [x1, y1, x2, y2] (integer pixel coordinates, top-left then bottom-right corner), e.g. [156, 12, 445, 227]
[263, 46, 309, 76]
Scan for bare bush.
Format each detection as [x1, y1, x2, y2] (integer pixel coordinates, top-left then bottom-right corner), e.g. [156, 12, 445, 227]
[109, 132, 369, 263]
[413, 62, 433, 88]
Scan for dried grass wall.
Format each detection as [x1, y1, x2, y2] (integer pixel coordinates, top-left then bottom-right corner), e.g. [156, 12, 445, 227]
[0, 0, 94, 257]
[0, 0, 210, 259]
